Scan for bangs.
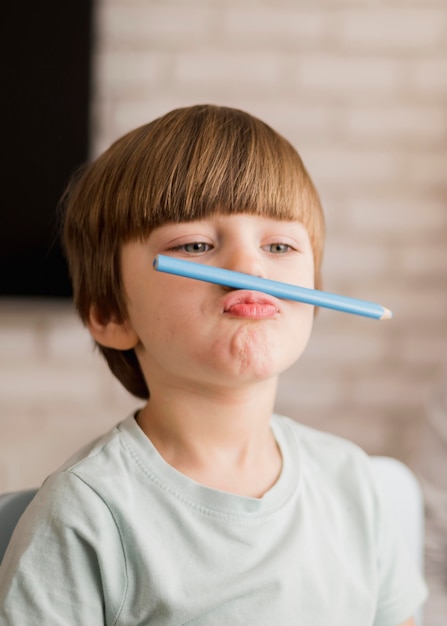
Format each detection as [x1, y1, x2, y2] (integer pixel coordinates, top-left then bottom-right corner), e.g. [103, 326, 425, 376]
[100, 106, 323, 245]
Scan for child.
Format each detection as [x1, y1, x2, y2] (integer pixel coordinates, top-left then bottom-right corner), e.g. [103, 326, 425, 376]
[0, 105, 427, 625]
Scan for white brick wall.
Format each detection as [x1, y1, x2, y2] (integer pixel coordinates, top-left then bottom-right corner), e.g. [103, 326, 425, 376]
[339, 9, 446, 50]
[2, 0, 446, 498]
[0, 301, 138, 490]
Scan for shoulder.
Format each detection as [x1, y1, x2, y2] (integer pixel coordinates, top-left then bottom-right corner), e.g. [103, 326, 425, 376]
[21, 414, 140, 526]
[272, 418, 428, 614]
[0, 447, 130, 625]
[272, 413, 371, 472]
[49, 413, 139, 481]
[272, 414, 378, 514]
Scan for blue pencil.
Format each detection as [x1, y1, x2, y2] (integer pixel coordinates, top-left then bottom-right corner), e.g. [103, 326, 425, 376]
[153, 255, 392, 320]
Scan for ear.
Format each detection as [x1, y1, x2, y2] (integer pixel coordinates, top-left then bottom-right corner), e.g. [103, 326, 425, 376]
[87, 306, 139, 350]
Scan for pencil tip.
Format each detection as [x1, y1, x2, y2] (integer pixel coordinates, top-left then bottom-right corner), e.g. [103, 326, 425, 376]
[381, 307, 393, 320]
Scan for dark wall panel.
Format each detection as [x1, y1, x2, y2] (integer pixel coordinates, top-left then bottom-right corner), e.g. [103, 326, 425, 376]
[1, 2, 93, 297]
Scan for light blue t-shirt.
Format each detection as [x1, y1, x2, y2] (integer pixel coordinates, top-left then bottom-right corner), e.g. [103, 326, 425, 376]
[0, 414, 427, 625]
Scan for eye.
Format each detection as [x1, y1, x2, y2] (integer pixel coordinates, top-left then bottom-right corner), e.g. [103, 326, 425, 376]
[172, 242, 212, 254]
[264, 243, 293, 254]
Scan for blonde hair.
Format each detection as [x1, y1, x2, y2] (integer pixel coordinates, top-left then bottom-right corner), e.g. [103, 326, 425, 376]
[61, 104, 325, 398]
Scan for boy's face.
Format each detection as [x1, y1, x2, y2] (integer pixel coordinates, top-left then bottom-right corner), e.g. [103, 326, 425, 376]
[119, 214, 315, 393]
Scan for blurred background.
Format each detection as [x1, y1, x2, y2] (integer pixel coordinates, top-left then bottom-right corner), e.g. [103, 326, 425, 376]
[1, 1, 446, 622]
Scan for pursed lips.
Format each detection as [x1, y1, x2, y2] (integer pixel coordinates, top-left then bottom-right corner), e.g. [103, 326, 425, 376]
[222, 291, 280, 319]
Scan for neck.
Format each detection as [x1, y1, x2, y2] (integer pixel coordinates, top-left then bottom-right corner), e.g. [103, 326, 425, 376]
[136, 378, 281, 497]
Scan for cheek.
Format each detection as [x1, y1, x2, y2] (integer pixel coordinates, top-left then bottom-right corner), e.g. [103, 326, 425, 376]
[298, 263, 315, 290]
[138, 283, 207, 347]
[131, 275, 191, 317]
[283, 305, 314, 355]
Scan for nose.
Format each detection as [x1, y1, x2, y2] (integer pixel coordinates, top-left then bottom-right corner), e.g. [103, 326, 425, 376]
[221, 247, 267, 280]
